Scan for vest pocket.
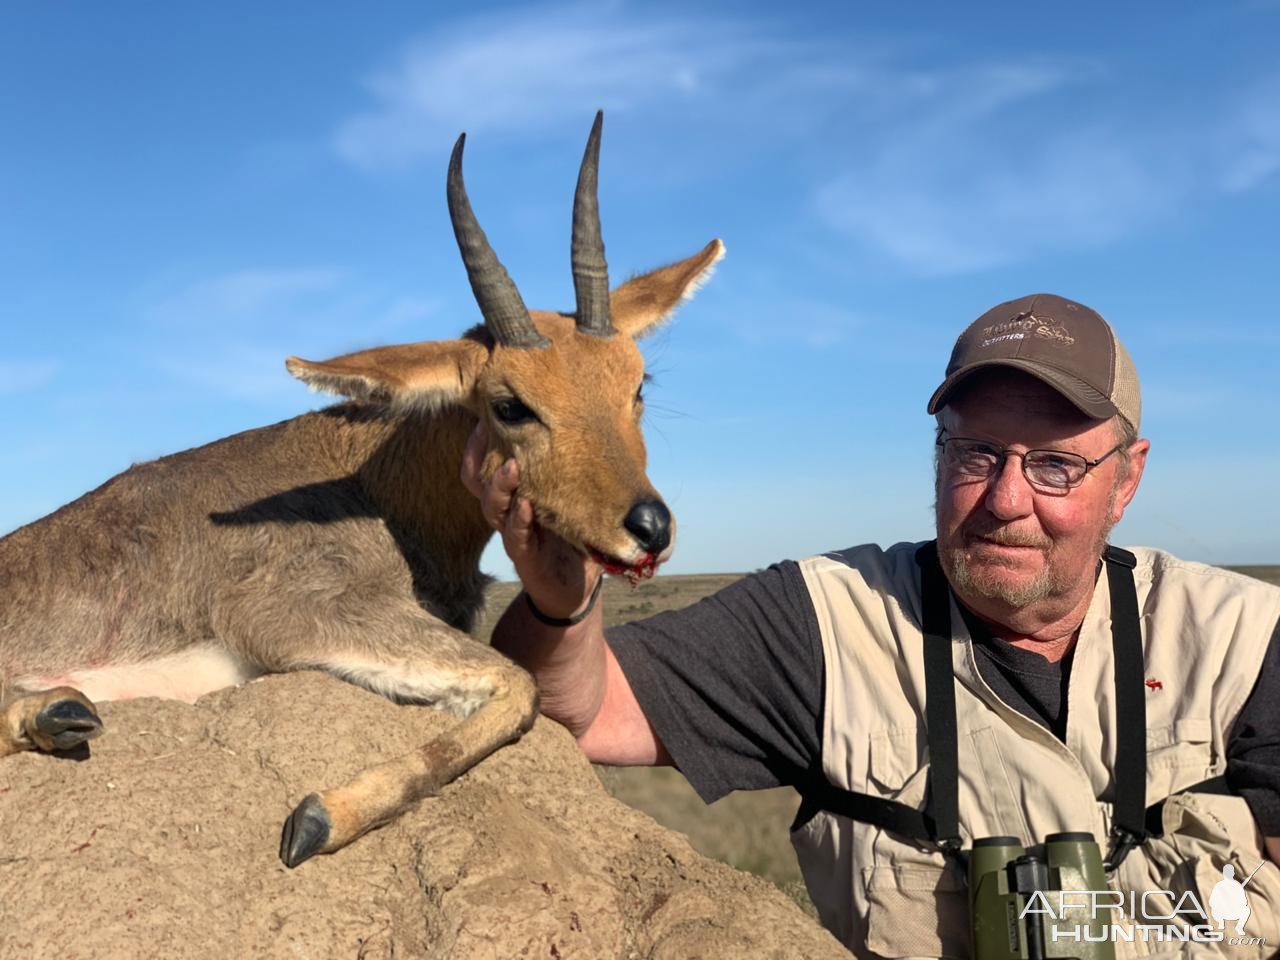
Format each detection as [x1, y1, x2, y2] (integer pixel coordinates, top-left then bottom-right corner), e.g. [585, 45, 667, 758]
[1145, 718, 1212, 758]
[867, 726, 927, 800]
[863, 730, 969, 956]
[1145, 718, 1214, 803]
[863, 863, 968, 959]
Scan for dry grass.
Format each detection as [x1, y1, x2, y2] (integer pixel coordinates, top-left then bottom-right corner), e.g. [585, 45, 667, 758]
[1233, 566, 1280, 587]
[478, 563, 1279, 914]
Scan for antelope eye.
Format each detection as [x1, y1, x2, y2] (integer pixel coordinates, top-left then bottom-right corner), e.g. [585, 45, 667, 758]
[491, 397, 537, 425]
[636, 372, 652, 405]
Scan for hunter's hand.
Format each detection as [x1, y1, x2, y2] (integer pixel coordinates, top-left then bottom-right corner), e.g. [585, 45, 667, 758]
[461, 421, 601, 620]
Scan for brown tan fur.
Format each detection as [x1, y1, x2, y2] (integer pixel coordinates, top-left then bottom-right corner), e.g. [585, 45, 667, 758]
[0, 235, 724, 866]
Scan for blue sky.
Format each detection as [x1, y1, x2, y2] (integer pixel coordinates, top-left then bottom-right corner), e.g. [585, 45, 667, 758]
[3, 1, 1278, 578]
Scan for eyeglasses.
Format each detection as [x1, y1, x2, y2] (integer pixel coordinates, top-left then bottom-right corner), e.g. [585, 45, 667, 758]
[936, 435, 1124, 491]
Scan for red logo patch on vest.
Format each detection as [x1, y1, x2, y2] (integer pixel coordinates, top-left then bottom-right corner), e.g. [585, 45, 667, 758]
[1145, 678, 1164, 691]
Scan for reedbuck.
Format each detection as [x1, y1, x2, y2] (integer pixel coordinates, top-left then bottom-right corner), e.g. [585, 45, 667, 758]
[0, 113, 723, 867]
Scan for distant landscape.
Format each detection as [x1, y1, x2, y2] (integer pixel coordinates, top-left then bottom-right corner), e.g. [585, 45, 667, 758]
[478, 564, 1280, 913]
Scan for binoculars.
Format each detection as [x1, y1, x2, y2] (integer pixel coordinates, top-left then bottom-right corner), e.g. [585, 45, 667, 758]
[968, 832, 1114, 960]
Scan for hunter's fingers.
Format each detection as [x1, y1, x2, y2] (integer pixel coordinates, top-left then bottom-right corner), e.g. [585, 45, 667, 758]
[480, 459, 520, 532]
[459, 421, 488, 498]
[458, 424, 598, 605]
[504, 496, 537, 556]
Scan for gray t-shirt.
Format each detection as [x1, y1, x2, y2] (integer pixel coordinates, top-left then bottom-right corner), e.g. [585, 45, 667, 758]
[607, 560, 1280, 833]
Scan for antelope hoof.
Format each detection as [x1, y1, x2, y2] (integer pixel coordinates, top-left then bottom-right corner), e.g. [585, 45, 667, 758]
[31, 697, 104, 752]
[280, 793, 331, 868]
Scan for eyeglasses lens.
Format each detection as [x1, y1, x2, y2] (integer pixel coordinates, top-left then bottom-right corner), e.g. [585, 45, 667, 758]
[944, 440, 1085, 490]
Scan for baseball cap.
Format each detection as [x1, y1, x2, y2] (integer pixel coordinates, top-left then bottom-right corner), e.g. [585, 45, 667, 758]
[926, 293, 1141, 432]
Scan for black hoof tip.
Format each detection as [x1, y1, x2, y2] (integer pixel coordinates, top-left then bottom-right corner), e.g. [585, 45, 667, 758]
[280, 793, 331, 868]
[35, 699, 104, 750]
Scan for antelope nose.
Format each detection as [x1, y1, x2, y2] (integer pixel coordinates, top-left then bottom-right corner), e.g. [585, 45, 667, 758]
[624, 500, 671, 555]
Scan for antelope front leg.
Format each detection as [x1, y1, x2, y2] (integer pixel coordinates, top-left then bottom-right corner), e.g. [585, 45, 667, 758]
[0, 686, 104, 758]
[277, 649, 538, 868]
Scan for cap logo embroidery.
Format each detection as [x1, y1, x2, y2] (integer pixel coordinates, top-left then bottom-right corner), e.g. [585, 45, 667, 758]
[981, 312, 1039, 339]
[978, 310, 1075, 350]
[980, 332, 1025, 348]
[1033, 321, 1075, 347]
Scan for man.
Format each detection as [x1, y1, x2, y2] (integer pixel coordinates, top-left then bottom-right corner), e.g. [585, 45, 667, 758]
[463, 294, 1280, 957]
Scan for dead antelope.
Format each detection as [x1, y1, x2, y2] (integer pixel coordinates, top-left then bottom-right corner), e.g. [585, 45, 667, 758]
[0, 112, 723, 867]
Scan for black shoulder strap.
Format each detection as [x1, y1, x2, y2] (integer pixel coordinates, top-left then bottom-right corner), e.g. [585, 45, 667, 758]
[919, 542, 963, 857]
[793, 776, 938, 840]
[792, 543, 960, 859]
[1102, 545, 1149, 870]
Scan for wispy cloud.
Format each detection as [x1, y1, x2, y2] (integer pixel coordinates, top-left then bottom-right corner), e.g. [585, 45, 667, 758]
[0, 359, 59, 396]
[152, 343, 312, 404]
[816, 61, 1280, 274]
[140, 268, 443, 402]
[333, 5, 846, 172]
[1218, 74, 1280, 192]
[147, 268, 347, 331]
[808, 54, 1198, 275]
[331, 8, 1153, 276]
[334, 5, 1280, 276]
[818, 121, 1179, 275]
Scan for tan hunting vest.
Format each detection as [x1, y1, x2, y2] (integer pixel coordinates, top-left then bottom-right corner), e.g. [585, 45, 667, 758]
[791, 542, 1280, 959]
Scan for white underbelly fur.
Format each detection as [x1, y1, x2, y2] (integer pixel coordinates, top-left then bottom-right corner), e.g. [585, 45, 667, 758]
[16, 645, 265, 705]
[324, 654, 494, 717]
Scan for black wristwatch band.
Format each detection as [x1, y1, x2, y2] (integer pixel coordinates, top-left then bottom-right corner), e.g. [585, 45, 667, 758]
[524, 575, 604, 627]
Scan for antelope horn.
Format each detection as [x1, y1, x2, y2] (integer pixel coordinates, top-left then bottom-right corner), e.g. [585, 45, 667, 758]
[447, 134, 548, 349]
[571, 111, 613, 337]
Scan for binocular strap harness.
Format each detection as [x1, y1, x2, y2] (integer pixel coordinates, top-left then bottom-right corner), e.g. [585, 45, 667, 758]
[796, 541, 1229, 879]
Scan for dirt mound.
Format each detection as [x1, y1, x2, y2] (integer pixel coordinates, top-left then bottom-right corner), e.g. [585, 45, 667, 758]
[0, 673, 842, 959]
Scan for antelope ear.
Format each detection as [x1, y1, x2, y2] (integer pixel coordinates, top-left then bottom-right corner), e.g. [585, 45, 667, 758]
[609, 239, 724, 339]
[286, 337, 489, 410]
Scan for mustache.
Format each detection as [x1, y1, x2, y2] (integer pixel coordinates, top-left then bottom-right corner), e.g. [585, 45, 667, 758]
[964, 526, 1052, 549]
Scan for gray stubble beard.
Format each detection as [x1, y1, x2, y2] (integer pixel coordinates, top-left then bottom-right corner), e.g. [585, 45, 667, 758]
[935, 476, 1120, 610]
